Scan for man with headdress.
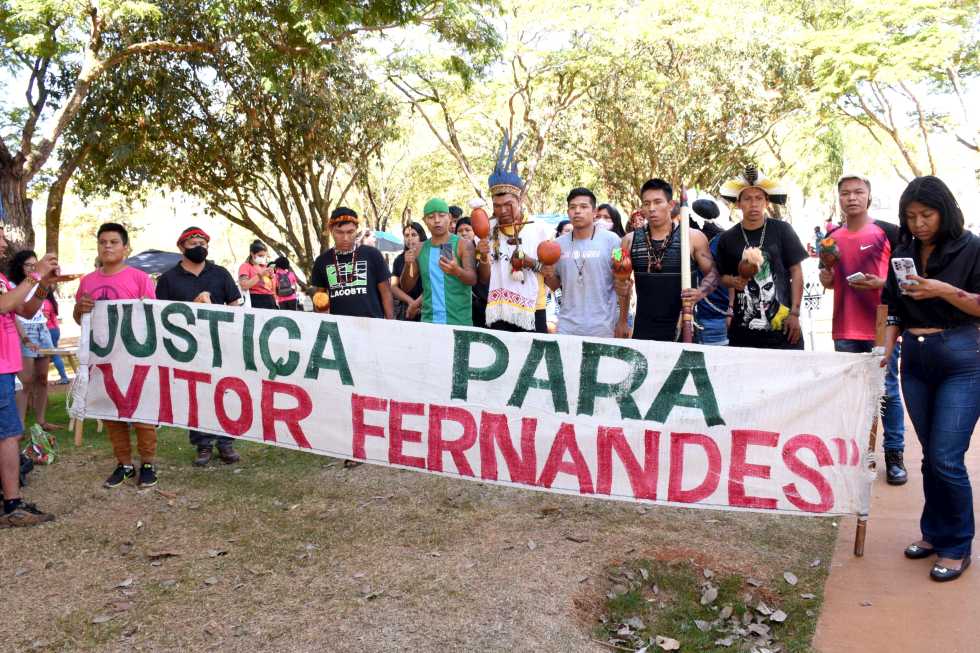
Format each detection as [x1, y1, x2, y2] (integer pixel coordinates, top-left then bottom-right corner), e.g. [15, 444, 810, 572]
[474, 133, 553, 333]
[155, 226, 243, 466]
[310, 207, 393, 319]
[716, 166, 807, 349]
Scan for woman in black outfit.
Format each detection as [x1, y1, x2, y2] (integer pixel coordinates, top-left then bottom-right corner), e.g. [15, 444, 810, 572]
[391, 223, 427, 321]
[884, 176, 980, 582]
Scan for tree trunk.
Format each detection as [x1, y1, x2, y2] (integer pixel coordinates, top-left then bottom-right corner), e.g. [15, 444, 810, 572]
[0, 163, 36, 264]
[44, 144, 90, 257]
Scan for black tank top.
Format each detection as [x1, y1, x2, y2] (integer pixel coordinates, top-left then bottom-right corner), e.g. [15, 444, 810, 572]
[631, 225, 682, 341]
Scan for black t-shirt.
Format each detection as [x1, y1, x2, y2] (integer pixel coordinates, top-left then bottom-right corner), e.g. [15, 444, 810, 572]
[391, 252, 423, 300]
[717, 218, 808, 334]
[310, 245, 390, 318]
[155, 261, 242, 305]
[886, 232, 980, 330]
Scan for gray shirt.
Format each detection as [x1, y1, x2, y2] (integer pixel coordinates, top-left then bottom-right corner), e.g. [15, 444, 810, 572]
[554, 228, 620, 337]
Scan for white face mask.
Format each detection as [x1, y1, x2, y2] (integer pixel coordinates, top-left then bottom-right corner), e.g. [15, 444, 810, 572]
[595, 220, 612, 231]
[254, 255, 268, 265]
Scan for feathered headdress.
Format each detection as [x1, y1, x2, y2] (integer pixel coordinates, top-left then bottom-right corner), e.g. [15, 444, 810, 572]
[719, 165, 788, 206]
[488, 130, 525, 197]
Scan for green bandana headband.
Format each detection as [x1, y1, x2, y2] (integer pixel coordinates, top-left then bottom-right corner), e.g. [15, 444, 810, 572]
[423, 197, 450, 216]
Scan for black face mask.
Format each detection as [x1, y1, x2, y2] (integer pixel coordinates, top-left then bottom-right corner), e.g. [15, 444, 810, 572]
[184, 246, 208, 264]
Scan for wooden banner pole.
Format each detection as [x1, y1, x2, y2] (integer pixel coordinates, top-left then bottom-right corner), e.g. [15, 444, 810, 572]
[854, 304, 889, 557]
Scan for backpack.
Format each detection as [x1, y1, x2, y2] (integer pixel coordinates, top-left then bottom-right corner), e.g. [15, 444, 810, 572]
[275, 271, 294, 297]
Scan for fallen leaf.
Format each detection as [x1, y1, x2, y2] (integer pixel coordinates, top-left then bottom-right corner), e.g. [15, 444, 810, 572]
[639, 568, 649, 581]
[154, 489, 177, 500]
[800, 593, 816, 600]
[159, 580, 177, 589]
[714, 637, 734, 647]
[364, 590, 383, 601]
[147, 550, 180, 560]
[747, 623, 771, 637]
[118, 542, 133, 555]
[700, 584, 719, 606]
[719, 605, 734, 620]
[809, 559, 822, 568]
[770, 610, 788, 623]
[783, 571, 798, 586]
[656, 635, 681, 651]
[694, 619, 711, 632]
[111, 601, 133, 613]
[207, 549, 228, 558]
[150, 561, 162, 567]
[747, 577, 763, 587]
[703, 569, 715, 579]
[14, 568, 29, 577]
[136, 520, 144, 529]
[203, 577, 218, 586]
[114, 578, 134, 589]
[756, 601, 773, 616]
[92, 615, 113, 624]
[540, 506, 561, 516]
[625, 616, 646, 630]
[577, 575, 589, 583]
[353, 572, 366, 579]
[564, 534, 589, 543]
[860, 600, 872, 607]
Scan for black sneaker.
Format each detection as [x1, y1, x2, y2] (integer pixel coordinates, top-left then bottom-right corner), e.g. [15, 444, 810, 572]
[193, 447, 213, 467]
[885, 450, 908, 486]
[0, 501, 55, 528]
[138, 463, 158, 488]
[104, 464, 135, 488]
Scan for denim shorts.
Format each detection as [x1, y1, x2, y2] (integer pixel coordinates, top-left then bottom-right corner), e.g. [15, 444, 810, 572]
[20, 321, 54, 358]
[0, 373, 24, 439]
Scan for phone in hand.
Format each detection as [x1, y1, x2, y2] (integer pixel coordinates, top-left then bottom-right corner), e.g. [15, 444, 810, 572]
[846, 272, 867, 283]
[891, 257, 918, 293]
[439, 243, 454, 261]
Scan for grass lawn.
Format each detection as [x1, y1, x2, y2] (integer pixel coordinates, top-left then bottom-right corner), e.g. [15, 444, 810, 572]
[1, 389, 837, 652]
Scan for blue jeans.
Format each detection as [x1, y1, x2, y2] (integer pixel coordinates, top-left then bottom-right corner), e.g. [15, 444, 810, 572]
[835, 339, 905, 451]
[901, 326, 980, 558]
[48, 327, 69, 381]
[698, 316, 729, 346]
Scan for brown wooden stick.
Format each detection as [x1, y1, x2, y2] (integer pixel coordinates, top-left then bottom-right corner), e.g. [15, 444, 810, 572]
[854, 304, 889, 557]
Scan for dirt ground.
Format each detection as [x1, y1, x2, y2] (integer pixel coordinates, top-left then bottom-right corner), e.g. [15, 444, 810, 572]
[1, 414, 836, 653]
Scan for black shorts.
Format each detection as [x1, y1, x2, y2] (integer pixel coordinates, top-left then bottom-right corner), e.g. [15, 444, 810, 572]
[249, 294, 278, 310]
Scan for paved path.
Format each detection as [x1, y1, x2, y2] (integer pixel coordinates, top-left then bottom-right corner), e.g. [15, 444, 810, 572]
[814, 422, 980, 653]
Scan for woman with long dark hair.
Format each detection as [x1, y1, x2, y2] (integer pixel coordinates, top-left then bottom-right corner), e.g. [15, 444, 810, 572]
[43, 293, 70, 384]
[596, 204, 626, 237]
[238, 241, 277, 310]
[884, 176, 980, 582]
[7, 250, 55, 429]
[391, 222, 427, 320]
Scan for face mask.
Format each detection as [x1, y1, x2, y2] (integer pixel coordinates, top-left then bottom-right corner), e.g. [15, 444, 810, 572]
[253, 255, 268, 265]
[184, 246, 208, 264]
[595, 220, 612, 231]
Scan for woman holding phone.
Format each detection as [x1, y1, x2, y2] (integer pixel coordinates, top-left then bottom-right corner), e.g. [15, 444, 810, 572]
[884, 176, 980, 582]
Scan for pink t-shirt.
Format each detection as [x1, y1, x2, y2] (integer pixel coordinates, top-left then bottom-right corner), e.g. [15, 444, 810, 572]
[0, 274, 22, 374]
[239, 262, 274, 295]
[43, 299, 58, 329]
[830, 223, 892, 341]
[76, 266, 156, 302]
[275, 270, 299, 303]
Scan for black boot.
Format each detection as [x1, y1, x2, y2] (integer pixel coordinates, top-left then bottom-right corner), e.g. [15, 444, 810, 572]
[885, 450, 908, 486]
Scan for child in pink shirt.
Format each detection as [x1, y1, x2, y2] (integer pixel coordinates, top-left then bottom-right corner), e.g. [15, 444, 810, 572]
[74, 223, 158, 490]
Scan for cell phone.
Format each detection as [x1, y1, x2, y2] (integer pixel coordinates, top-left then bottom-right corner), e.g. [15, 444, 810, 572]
[440, 243, 454, 261]
[891, 257, 918, 293]
[846, 272, 867, 283]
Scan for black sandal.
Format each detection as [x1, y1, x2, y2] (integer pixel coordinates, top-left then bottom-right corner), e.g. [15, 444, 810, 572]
[930, 557, 971, 582]
[904, 542, 936, 559]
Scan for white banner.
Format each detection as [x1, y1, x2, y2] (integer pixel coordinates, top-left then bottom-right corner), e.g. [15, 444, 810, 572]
[78, 300, 883, 516]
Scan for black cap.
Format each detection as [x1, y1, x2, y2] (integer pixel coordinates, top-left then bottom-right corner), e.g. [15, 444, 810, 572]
[692, 199, 720, 220]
